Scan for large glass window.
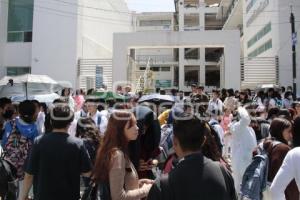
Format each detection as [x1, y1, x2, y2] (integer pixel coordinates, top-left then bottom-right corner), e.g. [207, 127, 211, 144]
[7, 0, 34, 42]
[247, 22, 271, 48]
[184, 66, 199, 86]
[205, 66, 220, 87]
[248, 40, 272, 57]
[7, 67, 31, 76]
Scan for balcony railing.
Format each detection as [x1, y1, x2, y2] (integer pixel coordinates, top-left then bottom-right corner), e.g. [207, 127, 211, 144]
[135, 55, 178, 65]
[222, 0, 239, 26]
[183, 26, 201, 31]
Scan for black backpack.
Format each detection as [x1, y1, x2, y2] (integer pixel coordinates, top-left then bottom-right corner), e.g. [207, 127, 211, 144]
[81, 180, 111, 200]
[0, 155, 18, 200]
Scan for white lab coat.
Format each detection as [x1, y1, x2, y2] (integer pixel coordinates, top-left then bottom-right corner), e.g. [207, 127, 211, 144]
[230, 107, 257, 192]
[270, 147, 300, 200]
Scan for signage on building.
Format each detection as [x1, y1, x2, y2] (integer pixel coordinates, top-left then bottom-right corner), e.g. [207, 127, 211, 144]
[292, 32, 297, 46]
[95, 65, 103, 89]
[246, 0, 269, 27]
[155, 80, 172, 88]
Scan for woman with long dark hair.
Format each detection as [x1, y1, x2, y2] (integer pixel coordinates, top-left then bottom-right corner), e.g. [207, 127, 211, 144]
[293, 116, 300, 148]
[76, 117, 100, 164]
[262, 118, 299, 199]
[93, 111, 153, 200]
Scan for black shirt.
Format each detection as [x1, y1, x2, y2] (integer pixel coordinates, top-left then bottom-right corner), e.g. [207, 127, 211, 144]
[26, 132, 92, 200]
[148, 153, 233, 200]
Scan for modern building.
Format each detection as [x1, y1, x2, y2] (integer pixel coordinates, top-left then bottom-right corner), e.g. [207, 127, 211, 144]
[218, 0, 300, 94]
[0, 0, 133, 91]
[244, 0, 300, 95]
[113, 0, 241, 92]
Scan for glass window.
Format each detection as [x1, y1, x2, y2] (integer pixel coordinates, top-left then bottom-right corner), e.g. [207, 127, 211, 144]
[185, 48, 199, 60]
[205, 66, 220, 87]
[247, 22, 272, 48]
[150, 67, 160, 72]
[184, 66, 199, 86]
[139, 20, 171, 27]
[248, 39, 272, 58]
[7, 67, 31, 76]
[7, 0, 34, 42]
[161, 67, 170, 72]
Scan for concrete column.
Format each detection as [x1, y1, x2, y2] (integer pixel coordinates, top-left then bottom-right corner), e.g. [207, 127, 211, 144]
[179, 2, 184, 31]
[179, 48, 185, 90]
[224, 45, 240, 89]
[199, 0, 205, 30]
[112, 36, 128, 90]
[199, 9, 205, 30]
[199, 47, 205, 86]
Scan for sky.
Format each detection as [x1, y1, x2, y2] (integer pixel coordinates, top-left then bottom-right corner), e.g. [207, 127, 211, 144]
[125, 0, 175, 13]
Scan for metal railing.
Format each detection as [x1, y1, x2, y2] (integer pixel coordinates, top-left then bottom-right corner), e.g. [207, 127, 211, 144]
[135, 55, 178, 64]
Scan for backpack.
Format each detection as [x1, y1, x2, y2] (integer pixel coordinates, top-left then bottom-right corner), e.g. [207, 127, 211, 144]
[0, 155, 18, 200]
[3, 120, 33, 179]
[240, 141, 281, 200]
[159, 124, 174, 158]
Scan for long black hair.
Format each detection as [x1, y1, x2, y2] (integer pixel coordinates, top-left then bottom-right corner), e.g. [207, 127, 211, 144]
[293, 116, 300, 147]
[269, 118, 292, 144]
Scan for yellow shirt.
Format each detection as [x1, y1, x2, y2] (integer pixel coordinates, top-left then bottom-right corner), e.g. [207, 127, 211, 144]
[158, 109, 171, 126]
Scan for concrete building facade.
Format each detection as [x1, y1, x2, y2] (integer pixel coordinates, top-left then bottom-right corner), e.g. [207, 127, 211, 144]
[114, 0, 241, 92]
[0, 0, 133, 90]
[218, 0, 300, 94]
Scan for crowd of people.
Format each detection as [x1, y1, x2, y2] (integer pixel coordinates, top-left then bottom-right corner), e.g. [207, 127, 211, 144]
[0, 84, 299, 200]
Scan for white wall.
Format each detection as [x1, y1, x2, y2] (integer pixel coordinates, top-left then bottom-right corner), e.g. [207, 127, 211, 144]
[80, 0, 132, 59]
[30, 0, 79, 88]
[243, 0, 279, 57]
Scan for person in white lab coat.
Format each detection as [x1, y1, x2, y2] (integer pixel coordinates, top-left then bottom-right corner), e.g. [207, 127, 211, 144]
[230, 107, 257, 192]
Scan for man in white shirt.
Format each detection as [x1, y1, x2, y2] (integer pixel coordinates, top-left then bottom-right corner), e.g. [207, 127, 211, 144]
[270, 147, 300, 200]
[74, 103, 88, 121]
[207, 89, 223, 114]
[86, 99, 108, 136]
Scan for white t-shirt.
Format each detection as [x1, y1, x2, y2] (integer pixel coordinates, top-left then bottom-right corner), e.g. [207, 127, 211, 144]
[208, 98, 223, 113]
[68, 119, 77, 137]
[88, 111, 108, 136]
[270, 147, 300, 200]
